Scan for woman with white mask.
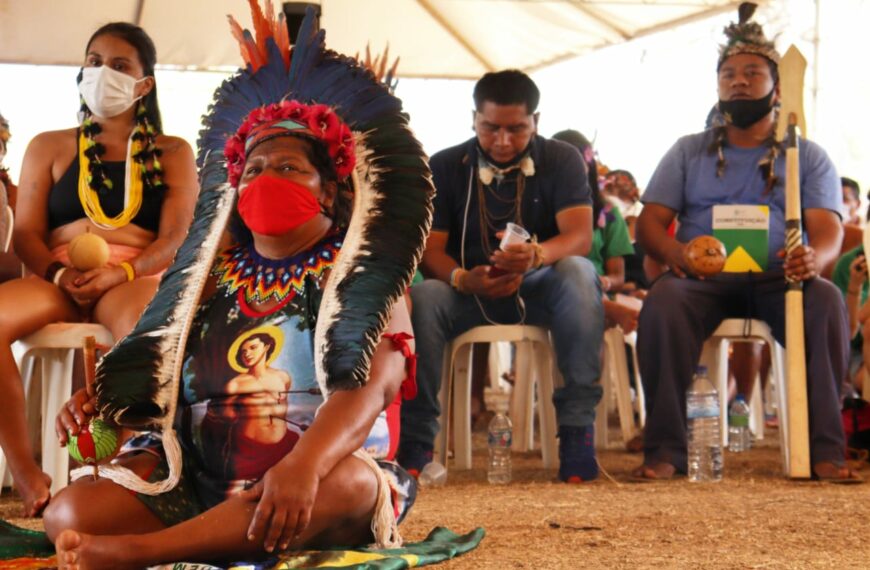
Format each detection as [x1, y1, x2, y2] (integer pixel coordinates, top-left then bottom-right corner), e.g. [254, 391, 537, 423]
[0, 22, 197, 517]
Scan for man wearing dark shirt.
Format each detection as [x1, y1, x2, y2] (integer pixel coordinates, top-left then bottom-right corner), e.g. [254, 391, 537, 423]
[397, 70, 604, 483]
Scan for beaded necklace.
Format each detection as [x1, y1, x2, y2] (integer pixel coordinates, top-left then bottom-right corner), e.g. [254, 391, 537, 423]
[213, 230, 344, 307]
[77, 101, 167, 229]
[475, 152, 532, 258]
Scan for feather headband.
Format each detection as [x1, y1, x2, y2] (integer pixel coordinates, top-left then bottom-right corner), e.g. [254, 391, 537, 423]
[224, 101, 356, 187]
[718, 2, 780, 69]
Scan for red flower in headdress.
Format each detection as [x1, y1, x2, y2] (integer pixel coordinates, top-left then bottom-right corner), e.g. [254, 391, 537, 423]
[307, 105, 342, 139]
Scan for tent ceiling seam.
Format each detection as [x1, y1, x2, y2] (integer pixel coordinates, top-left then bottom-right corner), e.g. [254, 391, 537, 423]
[416, 0, 495, 72]
[563, 0, 631, 40]
[631, 1, 748, 40]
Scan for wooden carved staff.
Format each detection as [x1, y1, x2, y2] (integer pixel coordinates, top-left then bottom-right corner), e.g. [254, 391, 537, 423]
[776, 45, 810, 479]
[82, 335, 99, 480]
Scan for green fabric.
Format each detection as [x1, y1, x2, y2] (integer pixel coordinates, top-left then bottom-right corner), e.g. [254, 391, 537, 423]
[832, 244, 868, 346]
[0, 522, 483, 570]
[133, 446, 208, 527]
[0, 520, 53, 558]
[410, 269, 424, 286]
[586, 206, 634, 276]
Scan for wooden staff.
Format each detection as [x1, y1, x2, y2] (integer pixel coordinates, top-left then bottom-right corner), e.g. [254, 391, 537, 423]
[83, 335, 99, 480]
[776, 46, 810, 479]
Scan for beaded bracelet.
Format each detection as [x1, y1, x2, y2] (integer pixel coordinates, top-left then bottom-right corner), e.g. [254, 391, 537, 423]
[119, 261, 136, 282]
[52, 268, 68, 286]
[531, 238, 545, 269]
[44, 261, 66, 284]
[449, 267, 466, 293]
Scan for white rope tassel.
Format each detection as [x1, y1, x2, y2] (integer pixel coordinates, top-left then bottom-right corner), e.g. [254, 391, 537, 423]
[71, 428, 183, 495]
[352, 448, 402, 549]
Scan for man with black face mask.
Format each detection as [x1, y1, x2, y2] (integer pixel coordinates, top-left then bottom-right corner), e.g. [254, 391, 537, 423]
[397, 70, 605, 484]
[633, 3, 858, 482]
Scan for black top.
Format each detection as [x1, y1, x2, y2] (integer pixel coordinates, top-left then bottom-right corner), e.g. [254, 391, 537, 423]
[429, 135, 590, 269]
[48, 150, 165, 232]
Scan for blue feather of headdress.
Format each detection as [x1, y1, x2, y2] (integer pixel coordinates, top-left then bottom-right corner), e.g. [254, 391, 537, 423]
[98, 5, 433, 421]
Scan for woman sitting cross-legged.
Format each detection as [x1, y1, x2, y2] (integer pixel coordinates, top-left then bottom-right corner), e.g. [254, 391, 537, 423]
[42, 6, 432, 568]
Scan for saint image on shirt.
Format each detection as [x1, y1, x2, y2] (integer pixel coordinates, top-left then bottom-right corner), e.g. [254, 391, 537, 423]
[224, 327, 293, 446]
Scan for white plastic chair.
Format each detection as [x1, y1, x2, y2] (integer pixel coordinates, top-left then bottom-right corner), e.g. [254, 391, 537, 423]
[1, 204, 12, 252]
[595, 326, 643, 448]
[699, 318, 788, 473]
[434, 325, 559, 472]
[3, 323, 114, 495]
[624, 330, 645, 427]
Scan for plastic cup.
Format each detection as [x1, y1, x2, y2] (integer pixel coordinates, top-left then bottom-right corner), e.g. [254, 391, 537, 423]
[499, 222, 530, 250]
[489, 223, 531, 277]
[418, 461, 447, 487]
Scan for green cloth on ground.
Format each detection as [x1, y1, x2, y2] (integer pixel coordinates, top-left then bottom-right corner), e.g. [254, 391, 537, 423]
[0, 520, 54, 559]
[0, 521, 484, 570]
[586, 205, 634, 276]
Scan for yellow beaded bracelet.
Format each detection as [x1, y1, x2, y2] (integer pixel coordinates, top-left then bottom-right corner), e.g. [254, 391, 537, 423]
[449, 267, 466, 291]
[119, 261, 136, 282]
[531, 238, 545, 269]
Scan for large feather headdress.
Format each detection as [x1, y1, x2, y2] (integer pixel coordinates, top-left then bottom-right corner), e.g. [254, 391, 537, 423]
[82, 1, 433, 495]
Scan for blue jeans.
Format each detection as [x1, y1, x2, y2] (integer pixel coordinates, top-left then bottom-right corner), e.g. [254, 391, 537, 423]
[401, 257, 604, 449]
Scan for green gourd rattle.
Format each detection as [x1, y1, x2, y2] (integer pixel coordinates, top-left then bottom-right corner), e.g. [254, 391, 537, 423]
[67, 336, 121, 478]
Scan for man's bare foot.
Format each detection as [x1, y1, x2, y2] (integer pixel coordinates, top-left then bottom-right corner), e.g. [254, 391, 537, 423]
[628, 462, 677, 482]
[15, 469, 51, 517]
[55, 529, 138, 570]
[812, 462, 864, 484]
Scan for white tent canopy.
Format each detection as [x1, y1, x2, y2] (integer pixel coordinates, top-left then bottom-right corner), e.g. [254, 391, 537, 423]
[0, 0, 748, 78]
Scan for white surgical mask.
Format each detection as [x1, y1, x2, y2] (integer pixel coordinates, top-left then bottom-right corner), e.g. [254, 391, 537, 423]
[78, 66, 146, 118]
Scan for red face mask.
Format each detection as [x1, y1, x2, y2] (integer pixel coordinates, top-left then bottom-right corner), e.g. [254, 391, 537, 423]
[237, 175, 322, 236]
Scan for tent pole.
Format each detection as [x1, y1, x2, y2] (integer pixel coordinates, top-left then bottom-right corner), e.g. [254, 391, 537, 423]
[811, 0, 820, 135]
[134, 0, 145, 27]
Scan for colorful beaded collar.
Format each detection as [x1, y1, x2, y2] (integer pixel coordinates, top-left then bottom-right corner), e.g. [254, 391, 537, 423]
[213, 230, 343, 307]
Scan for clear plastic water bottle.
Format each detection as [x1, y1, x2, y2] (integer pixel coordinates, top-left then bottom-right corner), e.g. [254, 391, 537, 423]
[484, 388, 512, 484]
[686, 366, 723, 482]
[728, 394, 752, 452]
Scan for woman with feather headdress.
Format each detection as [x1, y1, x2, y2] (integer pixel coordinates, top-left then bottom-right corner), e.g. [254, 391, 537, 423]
[43, 2, 433, 566]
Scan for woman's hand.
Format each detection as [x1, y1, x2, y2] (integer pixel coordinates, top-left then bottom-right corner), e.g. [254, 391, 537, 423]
[56, 267, 85, 298]
[55, 387, 97, 446]
[64, 265, 128, 304]
[241, 454, 320, 553]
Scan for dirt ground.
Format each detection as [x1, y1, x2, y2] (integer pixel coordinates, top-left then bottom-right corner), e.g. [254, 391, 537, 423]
[2, 426, 869, 569]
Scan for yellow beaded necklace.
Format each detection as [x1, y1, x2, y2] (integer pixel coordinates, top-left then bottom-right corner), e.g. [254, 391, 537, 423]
[77, 114, 146, 230]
